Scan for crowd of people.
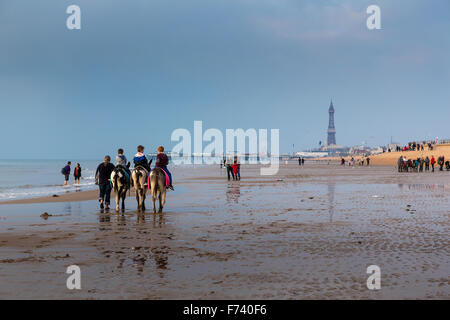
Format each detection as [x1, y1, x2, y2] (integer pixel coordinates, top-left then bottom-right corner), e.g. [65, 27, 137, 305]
[340, 157, 371, 166]
[397, 155, 449, 173]
[391, 141, 437, 152]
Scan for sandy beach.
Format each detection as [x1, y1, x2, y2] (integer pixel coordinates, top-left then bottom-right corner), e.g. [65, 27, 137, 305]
[0, 163, 448, 299]
[314, 144, 450, 166]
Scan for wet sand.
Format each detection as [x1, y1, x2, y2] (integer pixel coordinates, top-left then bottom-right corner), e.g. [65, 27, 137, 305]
[0, 190, 98, 205]
[0, 164, 448, 299]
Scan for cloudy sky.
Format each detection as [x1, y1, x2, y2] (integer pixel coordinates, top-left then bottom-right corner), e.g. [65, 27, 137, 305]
[1, 0, 449, 159]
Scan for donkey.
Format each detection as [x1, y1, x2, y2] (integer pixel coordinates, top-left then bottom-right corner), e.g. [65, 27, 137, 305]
[131, 166, 148, 212]
[149, 167, 167, 214]
[110, 167, 130, 212]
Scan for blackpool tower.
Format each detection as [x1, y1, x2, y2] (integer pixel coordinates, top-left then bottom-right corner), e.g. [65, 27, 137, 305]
[327, 100, 336, 145]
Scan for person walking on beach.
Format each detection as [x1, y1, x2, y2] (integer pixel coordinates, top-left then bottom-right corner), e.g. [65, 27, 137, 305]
[366, 157, 370, 166]
[95, 156, 115, 210]
[155, 146, 174, 191]
[425, 156, 430, 171]
[232, 160, 240, 181]
[234, 156, 241, 180]
[397, 156, 403, 172]
[438, 156, 445, 171]
[430, 156, 436, 172]
[225, 156, 234, 181]
[419, 158, 424, 172]
[74, 163, 82, 184]
[62, 161, 71, 186]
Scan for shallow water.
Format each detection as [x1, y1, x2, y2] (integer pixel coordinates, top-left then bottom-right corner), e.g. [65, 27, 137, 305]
[0, 160, 98, 201]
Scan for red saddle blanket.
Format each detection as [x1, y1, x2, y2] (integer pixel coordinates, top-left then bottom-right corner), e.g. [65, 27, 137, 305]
[147, 169, 170, 190]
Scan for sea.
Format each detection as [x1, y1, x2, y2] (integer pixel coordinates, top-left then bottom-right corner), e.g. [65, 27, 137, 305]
[0, 159, 98, 202]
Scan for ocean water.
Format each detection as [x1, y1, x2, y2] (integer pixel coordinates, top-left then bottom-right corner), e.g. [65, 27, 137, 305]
[0, 160, 98, 201]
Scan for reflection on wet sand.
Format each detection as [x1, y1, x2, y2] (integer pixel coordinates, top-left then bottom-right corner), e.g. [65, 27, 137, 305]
[95, 210, 171, 278]
[226, 182, 241, 204]
[327, 182, 335, 223]
[398, 183, 450, 191]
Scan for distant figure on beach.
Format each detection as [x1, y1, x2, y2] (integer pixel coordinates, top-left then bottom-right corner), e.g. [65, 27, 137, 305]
[430, 156, 435, 172]
[419, 158, 424, 172]
[155, 146, 174, 191]
[298, 157, 302, 166]
[225, 156, 234, 181]
[232, 161, 240, 181]
[397, 156, 403, 172]
[366, 157, 370, 166]
[95, 156, 115, 210]
[116, 148, 131, 176]
[438, 156, 445, 171]
[233, 156, 241, 180]
[425, 156, 430, 171]
[74, 163, 82, 185]
[302, 158, 305, 165]
[341, 158, 345, 166]
[61, 161, 71, 186]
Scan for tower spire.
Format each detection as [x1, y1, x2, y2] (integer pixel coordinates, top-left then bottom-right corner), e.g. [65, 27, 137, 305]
[327, 100, 336, 145]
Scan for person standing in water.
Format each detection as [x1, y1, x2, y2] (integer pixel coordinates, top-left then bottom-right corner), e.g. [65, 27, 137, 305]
[73, 163, 82, 184]
[62, 161, 71, 186]
[95, 156, 115, 210]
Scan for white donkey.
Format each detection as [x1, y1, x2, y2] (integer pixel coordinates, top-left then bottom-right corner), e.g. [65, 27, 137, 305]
[110, 166, 131, 212]
[149, 167, 167, 214]
[131, 166, 149, 212]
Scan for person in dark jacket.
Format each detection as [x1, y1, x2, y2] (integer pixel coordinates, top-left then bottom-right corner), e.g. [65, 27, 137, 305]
[74, 163, 82, 184]
[95, 156, 115, 210]
[133, 145, 150, 171]
[62, 161, 71, 186]
[155, 146, 174, 190]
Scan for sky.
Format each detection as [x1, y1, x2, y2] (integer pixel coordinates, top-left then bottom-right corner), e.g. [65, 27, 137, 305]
[0, 0, 449, 159]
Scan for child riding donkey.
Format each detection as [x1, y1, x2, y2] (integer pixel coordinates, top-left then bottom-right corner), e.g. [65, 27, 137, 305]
[155, 146, 174, 191]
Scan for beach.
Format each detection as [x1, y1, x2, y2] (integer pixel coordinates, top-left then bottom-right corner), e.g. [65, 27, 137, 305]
[0, 163, 449, 299]
[314, 144, 450, 166]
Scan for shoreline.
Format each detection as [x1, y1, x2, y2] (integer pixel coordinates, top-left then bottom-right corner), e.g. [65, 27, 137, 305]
[0, 189, 98, 205]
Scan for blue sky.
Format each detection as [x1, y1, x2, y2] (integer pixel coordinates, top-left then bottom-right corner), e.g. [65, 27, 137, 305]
[0, 0, 449, 159]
